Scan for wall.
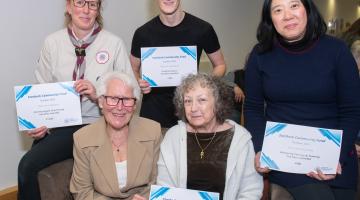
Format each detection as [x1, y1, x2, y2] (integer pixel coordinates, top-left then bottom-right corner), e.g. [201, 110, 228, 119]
[0, 0, 65, 190]
[0, 0, 263, 189]
[313, 0, 360, 34]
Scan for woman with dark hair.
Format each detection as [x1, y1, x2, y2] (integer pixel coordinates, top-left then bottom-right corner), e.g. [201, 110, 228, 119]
[157, 74, 263, 200]
[256, 0, 327, 53]
[17, 0, 137, 199]
[244, 0, 360, 199]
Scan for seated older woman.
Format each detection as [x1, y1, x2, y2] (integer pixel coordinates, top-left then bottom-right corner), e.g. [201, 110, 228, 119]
[157, 74, 263, 200]
[70, 72, 162, 200]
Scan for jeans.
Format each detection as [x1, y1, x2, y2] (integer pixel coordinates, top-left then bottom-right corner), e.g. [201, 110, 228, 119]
[17, 125, 85, 200]
[287, 183, 356, 200]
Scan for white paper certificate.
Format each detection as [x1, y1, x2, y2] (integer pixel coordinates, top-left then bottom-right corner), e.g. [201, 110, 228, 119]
[14, 81, 82, 131]
[150, 185, 219, 200]
[260, 121, 342, 174]
[141, 46, 197, 87]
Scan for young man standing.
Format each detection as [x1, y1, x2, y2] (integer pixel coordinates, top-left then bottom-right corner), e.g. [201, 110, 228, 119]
[130, 0, 226, 131]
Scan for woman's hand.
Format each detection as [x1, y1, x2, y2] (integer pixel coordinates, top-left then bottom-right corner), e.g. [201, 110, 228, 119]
[234, 86, 245, 103]
[255, 151, 271, 173]
[132, 194, 146, 200]
[306, 163, 342, 181]
[74, 79, 97, 102]
[25, 126, 48, 140]
[138, 79, 151, 94]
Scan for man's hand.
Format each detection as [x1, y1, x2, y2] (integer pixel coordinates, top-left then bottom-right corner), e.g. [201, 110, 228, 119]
[138, 79, 151, 94]
[234, 86, 245, 102]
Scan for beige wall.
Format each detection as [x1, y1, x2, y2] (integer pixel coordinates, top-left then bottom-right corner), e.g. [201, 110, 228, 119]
[314, 0, 360, 34]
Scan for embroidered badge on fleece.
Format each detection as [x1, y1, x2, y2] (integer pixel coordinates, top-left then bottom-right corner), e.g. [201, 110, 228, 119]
[96, 51, 109, 64]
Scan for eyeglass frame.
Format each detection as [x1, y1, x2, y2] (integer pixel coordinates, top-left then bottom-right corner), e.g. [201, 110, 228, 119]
[102, 95, 137, 107]
[72, 0, 100, 11]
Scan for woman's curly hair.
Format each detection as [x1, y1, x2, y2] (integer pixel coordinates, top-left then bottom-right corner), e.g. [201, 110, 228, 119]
[173, 73, 234, 124]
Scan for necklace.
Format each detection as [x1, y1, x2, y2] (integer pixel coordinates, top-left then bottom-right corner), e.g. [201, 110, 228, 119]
[111, 139, 121, 152]
[194, 131, 217, 159]
[109, 129, 128, 153]
[111, 136, 124, 152]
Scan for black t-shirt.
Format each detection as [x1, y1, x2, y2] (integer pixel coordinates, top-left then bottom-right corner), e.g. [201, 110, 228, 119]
[131, 12, 221, 128]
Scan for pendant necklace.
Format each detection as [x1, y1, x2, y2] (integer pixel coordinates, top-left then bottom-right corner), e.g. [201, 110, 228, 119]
[111, 139, 122, 152]
[194, 130, 217, 159]
[109, 129, 128, 153]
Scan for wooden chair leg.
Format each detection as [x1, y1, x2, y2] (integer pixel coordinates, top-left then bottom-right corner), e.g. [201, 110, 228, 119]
[261, 175, 270, 200]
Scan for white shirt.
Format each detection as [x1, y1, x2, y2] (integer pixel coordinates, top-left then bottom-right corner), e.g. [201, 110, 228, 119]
[71, 25, 95, 42]
[115, 160, 127, 189]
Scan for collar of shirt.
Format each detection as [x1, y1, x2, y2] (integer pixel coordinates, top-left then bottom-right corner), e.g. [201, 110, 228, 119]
[71, 25, 95, 44]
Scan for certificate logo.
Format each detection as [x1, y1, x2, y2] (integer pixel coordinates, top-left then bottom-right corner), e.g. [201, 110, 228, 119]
[96, 51, 109, 64]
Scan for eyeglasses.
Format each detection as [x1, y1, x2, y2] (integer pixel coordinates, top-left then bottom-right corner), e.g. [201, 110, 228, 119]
[73, 0, 100, 11]
[102, 95, 136, 107]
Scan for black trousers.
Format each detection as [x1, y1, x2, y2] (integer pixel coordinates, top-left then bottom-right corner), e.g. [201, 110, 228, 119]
[287, 183, 356, 200]
[17, 125, 85, 200]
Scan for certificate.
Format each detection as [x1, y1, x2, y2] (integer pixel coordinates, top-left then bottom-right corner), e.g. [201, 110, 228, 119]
[260, 121, 342, 174]
[141, 46, 197, 87]
[150, 185, 219, 200]
[14, 81, 82, 131]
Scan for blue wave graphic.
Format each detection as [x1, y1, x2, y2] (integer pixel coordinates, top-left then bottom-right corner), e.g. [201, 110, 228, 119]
[142, 75, 158, 86]
[318, 129, 341, 147]
[198, 191, 218, 200]
[141, 48, 157, 62]
[150, 187, 170, 200]
[16, 86, 32, 102]
[261, 152, 279, 170]
[18, 117, 36, 129]
[265, 123, 287, 136]
[59, 83, 79, 96]
[180, 46, 197, 60]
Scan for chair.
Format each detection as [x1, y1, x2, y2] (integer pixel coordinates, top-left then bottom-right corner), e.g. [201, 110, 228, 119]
[38, 159, 74, 200]
[270, 183, 293, 200]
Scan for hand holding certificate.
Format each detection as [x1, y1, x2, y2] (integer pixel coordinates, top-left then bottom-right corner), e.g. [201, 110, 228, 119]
[14, 81, 82, 131]
[260, 121, 342, 174]
[141, 46, 197, 87]
[150, 185, 219, 200]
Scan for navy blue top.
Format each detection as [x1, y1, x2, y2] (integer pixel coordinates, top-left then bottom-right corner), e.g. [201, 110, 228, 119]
[244, 35, 360, 189]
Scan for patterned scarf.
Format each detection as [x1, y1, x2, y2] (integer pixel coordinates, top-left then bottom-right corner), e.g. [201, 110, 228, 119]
[67, 23, 102, 80]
